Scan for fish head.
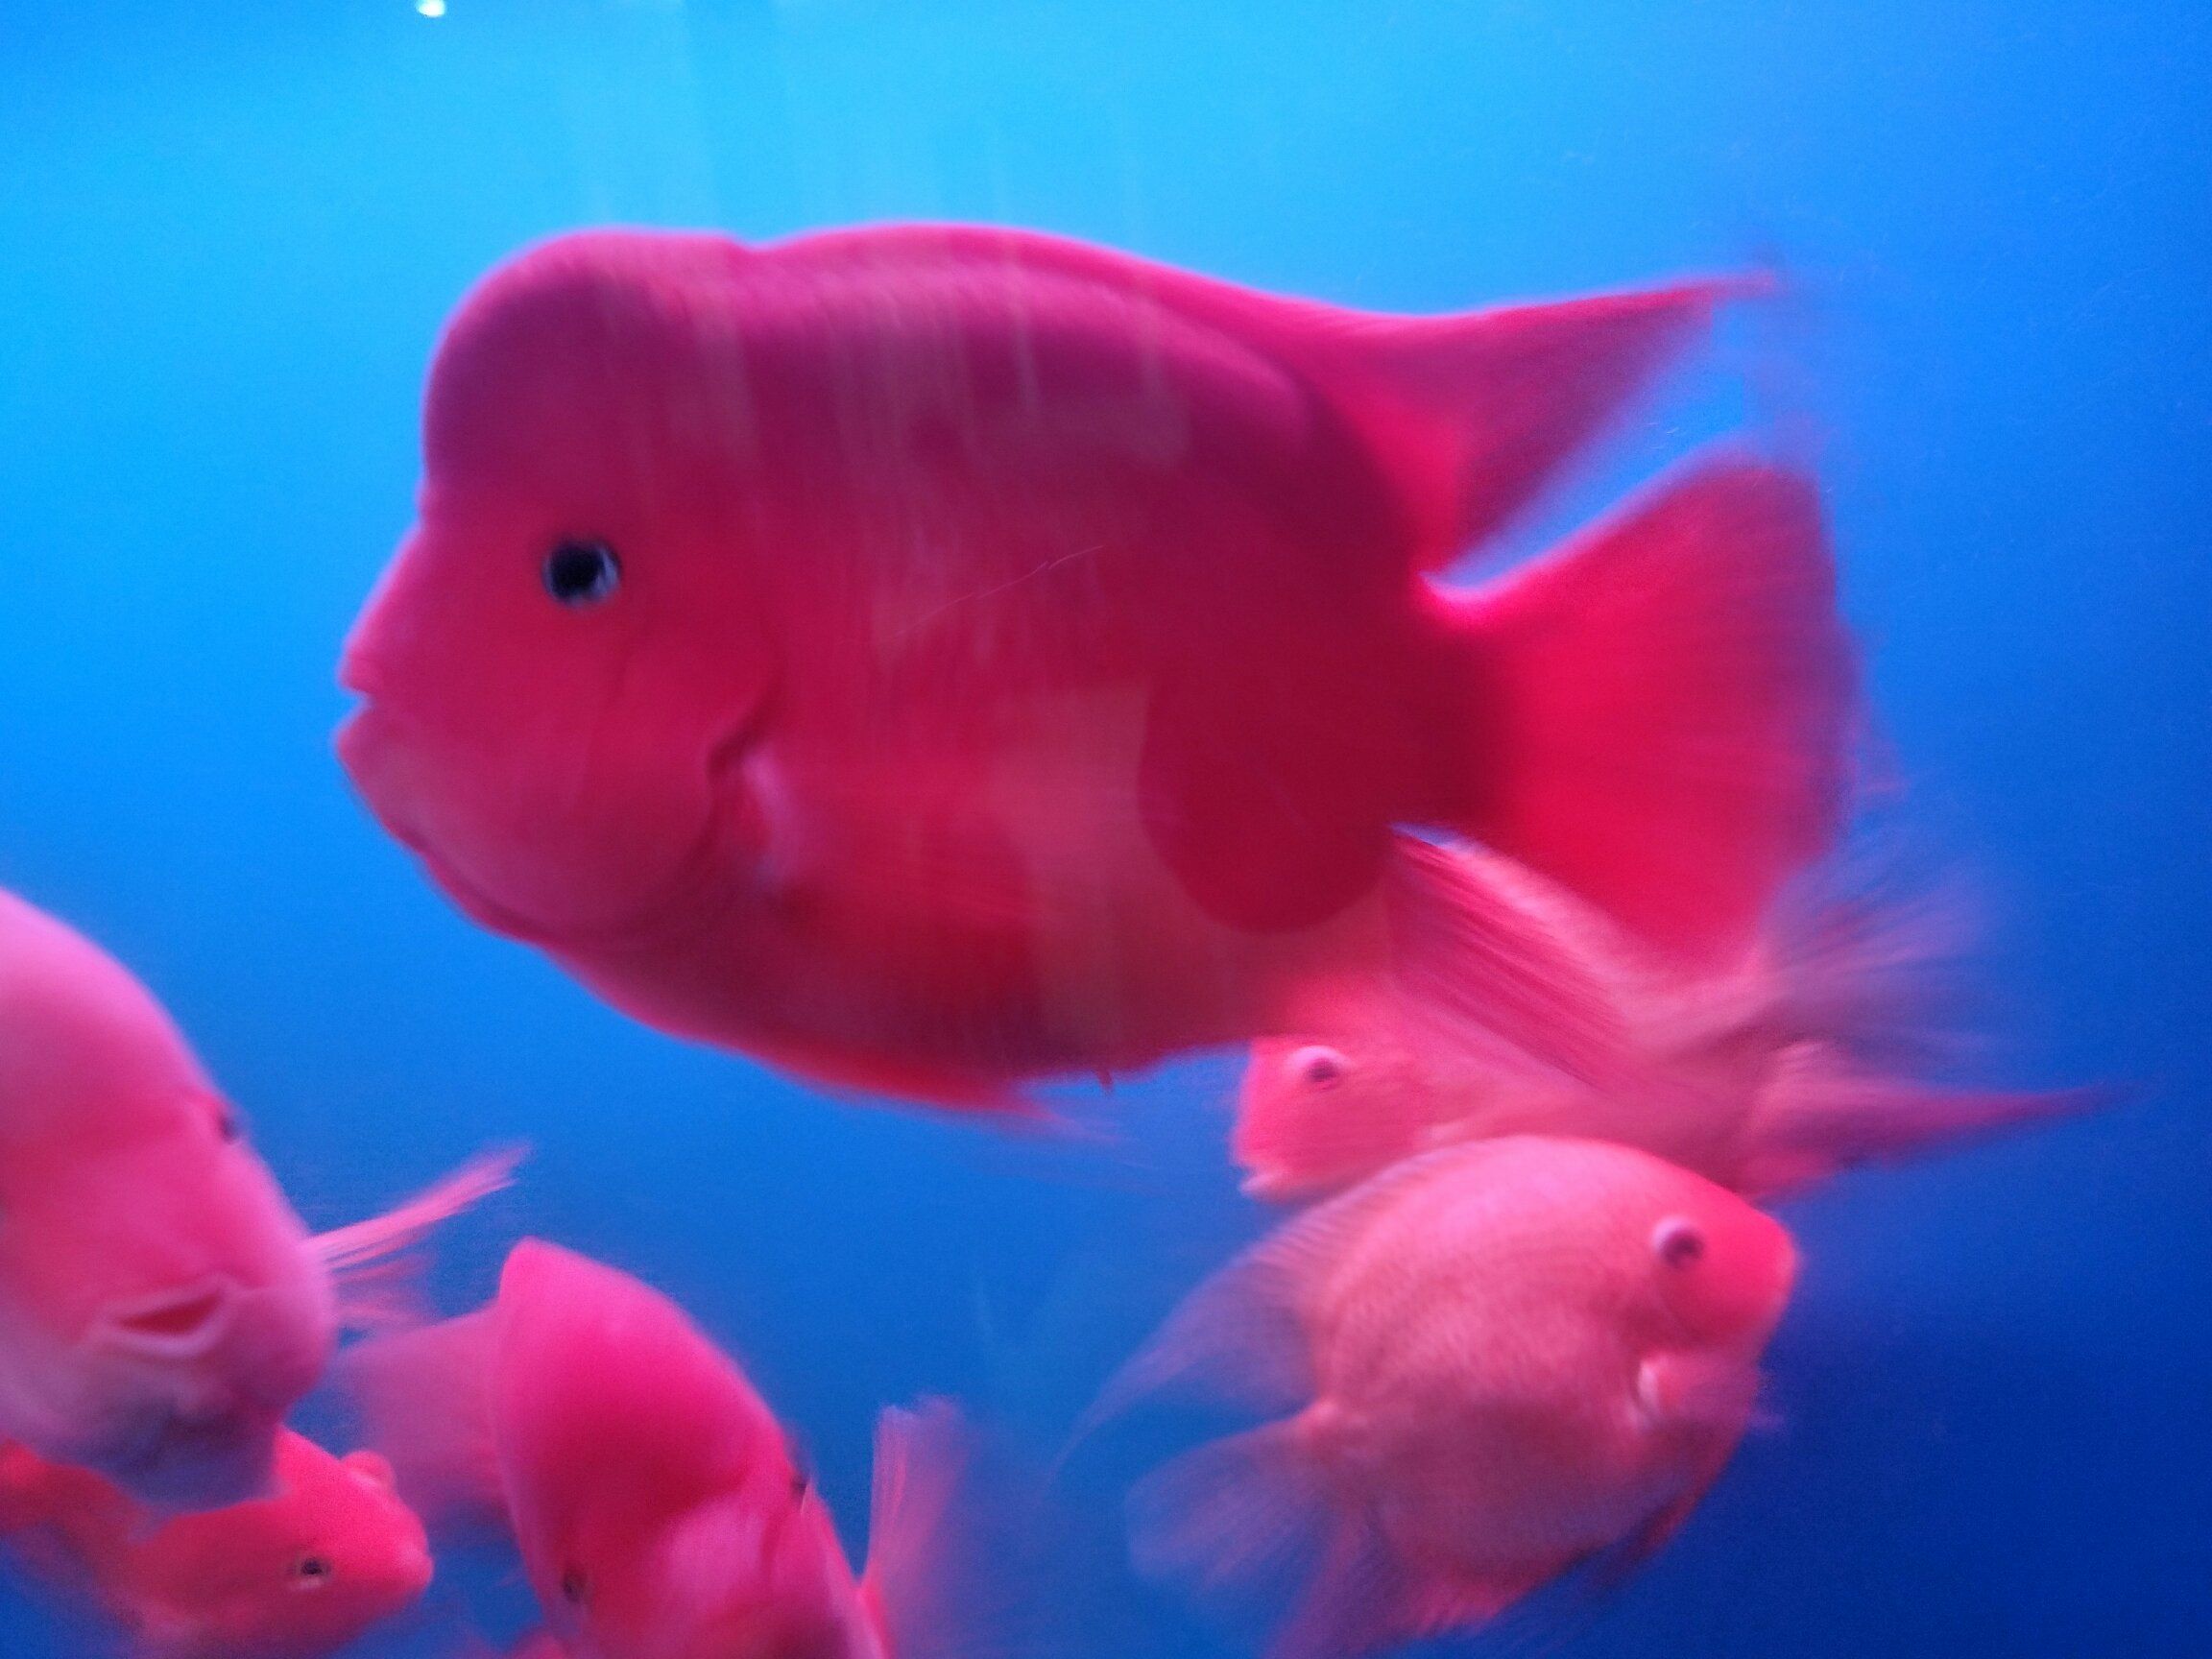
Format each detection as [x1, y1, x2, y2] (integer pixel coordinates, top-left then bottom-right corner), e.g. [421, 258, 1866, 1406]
[1233, 1022, 1444, 1202]
[132, 1432, 434, 1655]
[338, 231, 782, 953]
[0, 893, 334, 1506]
[1642, 1180, 1798, 1357]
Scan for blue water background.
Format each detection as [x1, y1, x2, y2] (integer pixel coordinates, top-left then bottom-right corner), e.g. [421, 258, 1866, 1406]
[2, 3, 2206, 1654]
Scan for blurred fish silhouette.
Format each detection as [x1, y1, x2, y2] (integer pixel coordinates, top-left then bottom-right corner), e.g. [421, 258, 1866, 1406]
[337, 223, 1856, 1111]
[0, 1429, 432, 1658]
[1088, 1135, 1797, 1659]
[345, 1238, 1004, 1659]
[1236, 846, 2108, 1200]
[0, 886, 520, 1508]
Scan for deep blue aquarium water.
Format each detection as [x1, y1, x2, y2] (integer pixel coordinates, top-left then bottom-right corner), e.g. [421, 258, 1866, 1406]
[2, 3, 2206, 1655]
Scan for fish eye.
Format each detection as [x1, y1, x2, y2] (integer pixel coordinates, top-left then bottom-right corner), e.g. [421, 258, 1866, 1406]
[561, 1567, 589, 1607]
[211, 1099, 243, 1143]
[542, 540, 622, 608]
[1288, 1046, 1348, 1091]
[291, 1554, 334, 1588]
[790, 1468, 810, 1502]
[1652, 1217, 1706, 1269]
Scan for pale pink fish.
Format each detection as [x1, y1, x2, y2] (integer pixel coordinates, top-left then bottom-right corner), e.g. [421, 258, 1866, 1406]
[1092, 1135, 1797, 1659]
[0, 885, 518, 1508]
[1235, 847, 2101, 1202]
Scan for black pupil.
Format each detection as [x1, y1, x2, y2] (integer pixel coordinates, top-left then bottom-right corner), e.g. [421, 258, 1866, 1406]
[298, 1557, 330, 1579]
[1663, 1229, 1705, 1267]
[561, 1569, 589, 1605]
[544, 541, 619, 606]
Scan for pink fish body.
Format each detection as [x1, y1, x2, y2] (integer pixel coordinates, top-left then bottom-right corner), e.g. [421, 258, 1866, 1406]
[347, 1239, 974, 1659]
[0, 1429, 433, 1658]
[0, 886, 518, 1508]
[1095, 1135, 1797, 1659]
[1235, 849, 2102, 1201]
[337, 223, 1855, 1108]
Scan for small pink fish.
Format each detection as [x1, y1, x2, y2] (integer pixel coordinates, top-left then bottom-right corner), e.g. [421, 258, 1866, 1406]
[0, 886, 518, 1508]
[1093, 1135, 1797, 1659]
[336, 223, 1855, 1110]
[0, 1428, 432, 1658]
[1235, 849, 2103, 1201]
[347, 1239, 982, 1659]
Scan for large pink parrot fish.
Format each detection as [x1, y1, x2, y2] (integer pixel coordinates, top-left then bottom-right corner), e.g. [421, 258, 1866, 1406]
[0, 886, 517, 1509]
[336, 223, 1856, 1110]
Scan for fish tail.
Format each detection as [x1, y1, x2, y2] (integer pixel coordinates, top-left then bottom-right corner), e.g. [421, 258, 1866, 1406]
[336, 1307, 508, 1534]
[1431, 446, 1858, 965]
[1742, 1045, 2116, 1194]
[863, 1400, 1073, 1659]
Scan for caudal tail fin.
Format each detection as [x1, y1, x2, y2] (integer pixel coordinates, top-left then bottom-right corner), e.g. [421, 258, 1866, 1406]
[337, 1307, 508, 1536]
[1740, 1044, 2115, 1197]
[862, 1401, 1076, 1659]
[1440, 449, 1857, 964]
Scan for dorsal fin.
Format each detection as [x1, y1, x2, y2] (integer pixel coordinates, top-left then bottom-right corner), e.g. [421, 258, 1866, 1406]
[1312, 277, 1760, 565]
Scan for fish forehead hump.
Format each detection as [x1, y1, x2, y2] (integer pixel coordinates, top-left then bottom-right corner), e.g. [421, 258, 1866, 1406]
[424, 228, 1413, 602]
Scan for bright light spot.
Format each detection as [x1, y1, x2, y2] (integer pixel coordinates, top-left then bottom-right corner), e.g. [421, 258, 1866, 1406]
[416, 0, 445, 16]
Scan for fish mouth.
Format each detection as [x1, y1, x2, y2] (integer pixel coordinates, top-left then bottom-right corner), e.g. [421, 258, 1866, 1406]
[96, 1278, 242, 1359]
[338, 698, 765, 959]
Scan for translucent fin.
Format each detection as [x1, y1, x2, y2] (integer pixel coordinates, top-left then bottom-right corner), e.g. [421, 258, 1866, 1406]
[863, 1400, 1073, 1659]
[1743, 1046, 2114, 1196]
[311, 1146, 526, 1333]
[1085, 1142, 1492, 1435]
[1382, 837, 1629, 1091]
[1128, 1416, 1531, 1659]
[337, 1307, 507, 1534]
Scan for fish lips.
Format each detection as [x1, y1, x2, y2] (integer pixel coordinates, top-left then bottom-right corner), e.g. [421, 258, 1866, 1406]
[76, 1278, 310, 1507]
[335, 689, 765, 954]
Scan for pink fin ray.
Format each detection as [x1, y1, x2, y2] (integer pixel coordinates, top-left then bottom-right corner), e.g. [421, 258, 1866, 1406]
[1744, 1050, 2115, 1196]
[312, 1146, 526, 1332]
[1381, 838, 1629, 1090]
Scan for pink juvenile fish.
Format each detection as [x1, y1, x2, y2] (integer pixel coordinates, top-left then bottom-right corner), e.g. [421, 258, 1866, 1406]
[336, 223, 1856, 1110]
[347, 1238, 986, 1659]
[0, 1428, 432, 1658]
[1235, 848, 2102, 1201]
[0, 886, 518, 1507]
[1093, 1135, 1797, 1659]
